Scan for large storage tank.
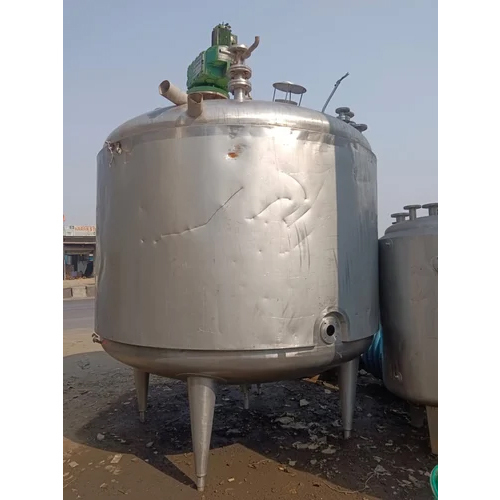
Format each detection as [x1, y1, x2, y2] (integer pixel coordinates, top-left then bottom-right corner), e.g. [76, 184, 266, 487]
[94, 25, 379, 490]
[379, 203, 438, 453]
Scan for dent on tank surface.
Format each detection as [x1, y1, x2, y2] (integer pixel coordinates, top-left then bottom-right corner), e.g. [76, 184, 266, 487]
[94, 23, 378, 491]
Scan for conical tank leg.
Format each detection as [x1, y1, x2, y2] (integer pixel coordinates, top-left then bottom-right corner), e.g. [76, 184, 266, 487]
[133, 369, 149, 423]
[188, 376, 217, 492]
[241, 384, 250, 409]
[409, 404, 425, 428]
[339, 357, 359, 439]
[426, 406, 438, 454]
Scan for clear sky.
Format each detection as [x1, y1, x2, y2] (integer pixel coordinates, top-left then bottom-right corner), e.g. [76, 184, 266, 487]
[64, 0, 437, 233]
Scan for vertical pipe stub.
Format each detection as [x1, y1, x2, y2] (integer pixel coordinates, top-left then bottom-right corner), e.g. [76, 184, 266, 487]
[403, 204, 422, 220]
[186, 92, 204, 118]
[335, 107, 352, 122]
[336, 107, 368, 131]
[422, 202, 438, 216]
[337, 108, 355, 123]
[391, 212, 409, 224]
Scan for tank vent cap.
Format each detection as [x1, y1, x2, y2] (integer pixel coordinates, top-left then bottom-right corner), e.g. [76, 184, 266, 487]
[272, 81, 307, 106]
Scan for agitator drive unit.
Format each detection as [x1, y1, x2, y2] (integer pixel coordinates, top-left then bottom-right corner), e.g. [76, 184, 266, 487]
[379, 203, 438, 453]
[94, 24, 379, 491]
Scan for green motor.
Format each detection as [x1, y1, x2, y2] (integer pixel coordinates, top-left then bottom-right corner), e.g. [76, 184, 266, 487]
[186, 23, 237, 99]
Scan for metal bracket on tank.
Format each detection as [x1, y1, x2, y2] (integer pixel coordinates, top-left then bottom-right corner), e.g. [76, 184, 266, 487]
[105, 141, 122, 155]
[92, 333, 102, 344]
[104, 140, 123, 167]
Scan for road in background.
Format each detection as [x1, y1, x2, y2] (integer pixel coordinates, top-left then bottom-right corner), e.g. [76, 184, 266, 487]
[64, 299, 94, 332]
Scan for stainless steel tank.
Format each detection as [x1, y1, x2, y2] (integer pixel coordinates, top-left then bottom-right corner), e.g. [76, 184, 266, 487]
[379, 203, 438, 453]
[94, 33, 379, 490]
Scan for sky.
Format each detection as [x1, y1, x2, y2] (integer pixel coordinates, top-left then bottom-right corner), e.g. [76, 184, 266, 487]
[64, 0, 437, 234]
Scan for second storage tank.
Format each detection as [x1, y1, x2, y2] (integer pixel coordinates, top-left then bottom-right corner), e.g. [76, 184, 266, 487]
[379, 203, 438, 452]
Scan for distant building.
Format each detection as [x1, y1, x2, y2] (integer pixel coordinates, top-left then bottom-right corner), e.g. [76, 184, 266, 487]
[63, 225, 96, 279]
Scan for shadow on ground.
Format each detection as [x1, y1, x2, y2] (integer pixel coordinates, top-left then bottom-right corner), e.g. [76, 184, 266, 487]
[64, 350, 435, 499]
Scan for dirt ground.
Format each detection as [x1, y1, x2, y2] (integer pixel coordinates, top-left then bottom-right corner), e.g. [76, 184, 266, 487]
[64, 331, 436, 499]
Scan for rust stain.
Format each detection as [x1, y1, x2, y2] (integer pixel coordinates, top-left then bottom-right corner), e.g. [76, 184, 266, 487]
[226, 144, 245, 160]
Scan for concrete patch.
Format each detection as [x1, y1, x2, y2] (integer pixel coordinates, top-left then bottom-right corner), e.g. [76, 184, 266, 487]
[63, 278, 95, 289]
[72, 286, 87, 299]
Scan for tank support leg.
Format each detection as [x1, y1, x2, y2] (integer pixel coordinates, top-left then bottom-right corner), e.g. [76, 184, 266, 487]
[409, 404, 425, 428]
[256, 383, 262, 395]
[339, 357, 359, 439]
[133, 369, 149, 423]
[241, 384, 250, 409]
[426, 406, 438, 454]
[188, 376, 217, 492]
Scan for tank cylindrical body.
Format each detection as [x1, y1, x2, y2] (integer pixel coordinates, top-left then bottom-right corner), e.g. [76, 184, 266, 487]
[96, 99, 379, 384]
[379, 213, 438, 406]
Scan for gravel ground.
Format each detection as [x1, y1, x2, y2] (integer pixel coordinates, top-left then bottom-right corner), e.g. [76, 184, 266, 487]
[64, 328, 436, 499]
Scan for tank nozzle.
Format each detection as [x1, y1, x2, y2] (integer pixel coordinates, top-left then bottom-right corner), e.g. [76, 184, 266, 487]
[403, 204, 422, 220]
[158, 80, 188, 106]
[351, 123, 368, 132]
[187, 93, 204, 118]
[335, 107, 353, 123]
[391, 212, 409, 224]
[422, 203, 438, 216]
